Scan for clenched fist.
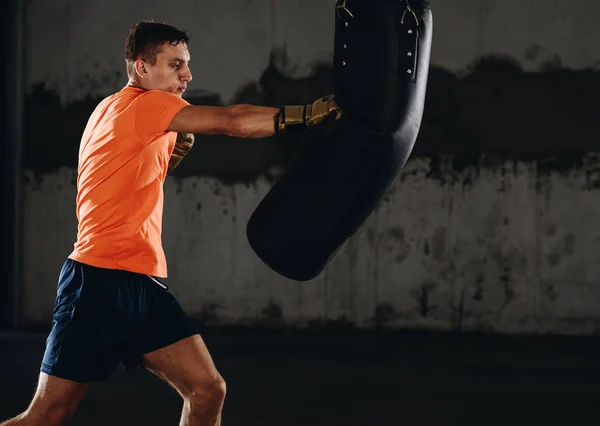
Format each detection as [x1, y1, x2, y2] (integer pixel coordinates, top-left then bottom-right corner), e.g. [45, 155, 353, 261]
[168, 132, 195, 174]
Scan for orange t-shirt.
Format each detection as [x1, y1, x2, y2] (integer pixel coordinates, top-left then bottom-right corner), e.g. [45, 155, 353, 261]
[69, 86, 190, 278]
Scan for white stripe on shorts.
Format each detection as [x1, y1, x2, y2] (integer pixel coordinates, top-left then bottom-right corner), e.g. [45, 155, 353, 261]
[147, 275, 168, 290]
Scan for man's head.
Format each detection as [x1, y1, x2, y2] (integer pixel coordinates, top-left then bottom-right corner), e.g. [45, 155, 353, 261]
[125, 21, 192, 97]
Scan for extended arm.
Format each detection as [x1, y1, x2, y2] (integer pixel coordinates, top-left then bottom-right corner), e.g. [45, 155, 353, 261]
[167, 96, 343, 138]
[166, 96, 343, 173]
[167, 104, 279, 138]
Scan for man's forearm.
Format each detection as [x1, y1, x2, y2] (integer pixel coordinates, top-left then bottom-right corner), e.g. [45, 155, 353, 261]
[229, 104, 279, 139]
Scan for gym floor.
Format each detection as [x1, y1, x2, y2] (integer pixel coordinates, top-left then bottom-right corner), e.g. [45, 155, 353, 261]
[1, 329, 599, 425]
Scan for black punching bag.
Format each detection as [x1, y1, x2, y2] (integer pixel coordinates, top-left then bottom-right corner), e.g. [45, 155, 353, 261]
[247, 0, 433, 281]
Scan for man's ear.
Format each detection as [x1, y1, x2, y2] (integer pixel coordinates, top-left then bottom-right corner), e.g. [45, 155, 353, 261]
[135, 59, 149, 80]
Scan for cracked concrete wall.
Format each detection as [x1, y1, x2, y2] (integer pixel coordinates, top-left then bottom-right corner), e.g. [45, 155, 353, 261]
[23, 157, 600, 334]
[21, 0, 600, 334]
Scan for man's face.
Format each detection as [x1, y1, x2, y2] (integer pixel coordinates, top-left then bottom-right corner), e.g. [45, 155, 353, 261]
[140, 42, 192, 97]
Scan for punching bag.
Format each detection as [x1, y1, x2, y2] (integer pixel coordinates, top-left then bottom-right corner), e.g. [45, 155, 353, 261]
[247, 0, 433, 281]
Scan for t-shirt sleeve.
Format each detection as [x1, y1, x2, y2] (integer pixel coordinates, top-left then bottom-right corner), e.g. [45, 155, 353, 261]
[133, 90, 190, 142]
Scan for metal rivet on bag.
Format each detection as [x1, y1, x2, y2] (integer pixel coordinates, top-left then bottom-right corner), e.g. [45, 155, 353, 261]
[407, 52, 412, 57]
[408, 29, 413, 34]
[345, 22, 349, 27]
[407, 69, 412, 74]
[343, 44, 347, 49]
[343, 61, 347, 66]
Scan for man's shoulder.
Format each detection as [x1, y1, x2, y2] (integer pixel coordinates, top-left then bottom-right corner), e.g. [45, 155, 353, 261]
[92, 87, 134, 110]
[129, 89, 191, 116]
[94, 87, 161, 115]
[137, 89, 190, 105]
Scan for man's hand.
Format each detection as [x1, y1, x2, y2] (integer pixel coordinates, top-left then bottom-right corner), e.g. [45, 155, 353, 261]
[276, 95, 344, 137]
[167, 132, 195, 174]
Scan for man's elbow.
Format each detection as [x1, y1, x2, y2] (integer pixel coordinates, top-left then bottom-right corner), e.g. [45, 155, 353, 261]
[224, 104, 253, 138]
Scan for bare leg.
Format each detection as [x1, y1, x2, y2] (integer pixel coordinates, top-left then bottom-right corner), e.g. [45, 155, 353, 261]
[142, 335, 226, 426]
[0, 373, 90, 426]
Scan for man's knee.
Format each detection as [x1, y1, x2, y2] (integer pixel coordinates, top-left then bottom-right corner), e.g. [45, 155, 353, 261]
[185, 375, 227, 412]
[46, 405, 77, 426]
[39, 408, 73, 426]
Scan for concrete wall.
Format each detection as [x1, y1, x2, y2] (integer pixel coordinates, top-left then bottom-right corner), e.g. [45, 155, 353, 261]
[21, 0, 600, 334]
[28, 0, 600, 102]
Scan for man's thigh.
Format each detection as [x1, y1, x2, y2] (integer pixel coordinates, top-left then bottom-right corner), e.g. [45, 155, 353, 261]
[122, 279, 201, 372]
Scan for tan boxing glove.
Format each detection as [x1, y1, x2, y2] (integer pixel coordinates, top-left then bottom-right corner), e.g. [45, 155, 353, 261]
[167, 132, 195, 174]
[275, 95, 344, 137]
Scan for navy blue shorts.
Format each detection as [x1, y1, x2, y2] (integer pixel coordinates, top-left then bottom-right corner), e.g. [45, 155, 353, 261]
[40, 259, 199, 383]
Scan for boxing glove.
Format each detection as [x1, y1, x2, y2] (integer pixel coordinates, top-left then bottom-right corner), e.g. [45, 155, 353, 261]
[276, 95, 344, 136]
[167, 132, 194, 174]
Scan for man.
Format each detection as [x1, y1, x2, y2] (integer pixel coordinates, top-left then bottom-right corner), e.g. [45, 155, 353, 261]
[2, 21, 342, 426]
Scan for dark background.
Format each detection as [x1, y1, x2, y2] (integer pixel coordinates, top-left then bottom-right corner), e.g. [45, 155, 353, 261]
[1, 0, 24, 330]
[2, 1, 600, 424]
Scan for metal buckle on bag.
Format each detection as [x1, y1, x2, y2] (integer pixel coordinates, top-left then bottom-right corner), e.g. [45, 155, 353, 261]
[401, 0, 419, 82]
[401, 0, 419, 27]
[336, 0, 354, 19]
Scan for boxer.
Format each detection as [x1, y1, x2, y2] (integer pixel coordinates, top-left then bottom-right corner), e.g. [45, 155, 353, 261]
[1, 20, 342, 426]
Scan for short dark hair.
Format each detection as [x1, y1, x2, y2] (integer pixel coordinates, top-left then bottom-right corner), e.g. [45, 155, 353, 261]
[125, 20, 190, 78]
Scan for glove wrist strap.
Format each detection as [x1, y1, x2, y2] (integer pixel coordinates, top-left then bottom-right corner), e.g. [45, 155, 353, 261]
[276, 105, 309, 136]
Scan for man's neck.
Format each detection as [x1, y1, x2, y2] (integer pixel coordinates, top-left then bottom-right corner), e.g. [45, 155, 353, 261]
[127, 80, 147, 91]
